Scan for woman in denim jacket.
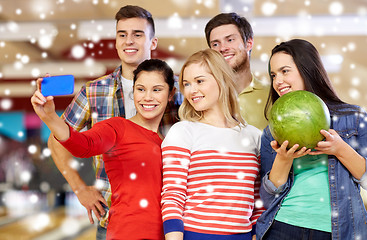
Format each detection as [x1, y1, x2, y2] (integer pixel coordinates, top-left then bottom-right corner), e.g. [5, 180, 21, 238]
[256, 39, 367, 240]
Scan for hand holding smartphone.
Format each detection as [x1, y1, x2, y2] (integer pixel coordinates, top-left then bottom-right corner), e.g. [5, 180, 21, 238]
[41, 75, 75, 96]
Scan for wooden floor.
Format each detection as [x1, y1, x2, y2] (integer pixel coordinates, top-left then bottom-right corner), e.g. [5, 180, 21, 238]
[0, 207, 97, 240]
[0, 190, 366, 240]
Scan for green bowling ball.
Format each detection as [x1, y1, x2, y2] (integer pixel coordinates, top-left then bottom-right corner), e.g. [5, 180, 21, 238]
[269, 90, 331, 150]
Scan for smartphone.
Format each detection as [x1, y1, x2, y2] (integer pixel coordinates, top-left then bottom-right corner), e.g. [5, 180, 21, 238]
[41, 75, 74, 96]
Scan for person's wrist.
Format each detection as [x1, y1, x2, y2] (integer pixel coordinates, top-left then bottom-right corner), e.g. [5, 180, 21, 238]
[73, 183, 88, 195]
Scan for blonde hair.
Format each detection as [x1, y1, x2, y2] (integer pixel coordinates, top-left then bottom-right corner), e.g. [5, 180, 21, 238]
[178, 49, 245, 126]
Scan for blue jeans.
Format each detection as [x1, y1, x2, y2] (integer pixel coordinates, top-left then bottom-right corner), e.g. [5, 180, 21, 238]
[96, 224, 107, 240]
[263, 221, 331, 240]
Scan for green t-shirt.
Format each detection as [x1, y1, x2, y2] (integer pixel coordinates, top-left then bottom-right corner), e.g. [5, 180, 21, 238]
[238, 76, 270, 131]
[275, 154, 331, 232]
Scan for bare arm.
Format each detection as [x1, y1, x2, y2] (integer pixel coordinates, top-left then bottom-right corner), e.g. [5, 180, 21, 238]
[269, 141, 311, 188]
[309, 129, 366, 180]
[31, 77, 107, 223]
[48, 136, 107, 223]
[165, 232, 183, 240]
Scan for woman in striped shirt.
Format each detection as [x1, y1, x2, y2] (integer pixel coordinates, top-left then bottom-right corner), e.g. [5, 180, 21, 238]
[161, 49, 265, 240]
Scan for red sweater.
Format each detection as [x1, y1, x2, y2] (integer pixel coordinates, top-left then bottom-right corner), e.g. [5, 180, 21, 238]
[59, 117, 164, 240]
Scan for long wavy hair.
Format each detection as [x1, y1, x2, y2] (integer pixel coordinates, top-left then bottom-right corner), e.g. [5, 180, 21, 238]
[264, 39, 349, 119]
[178, 49, 245, 127]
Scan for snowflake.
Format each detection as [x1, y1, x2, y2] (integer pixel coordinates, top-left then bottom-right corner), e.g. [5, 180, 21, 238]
[17, 131, 24, 138]
[28, 144, 37, 154]
[29, 194, 39, 204]
[31, 68, 41, 77]
[28, 213, 50, 232]
[260, 53, 269, 62]
[261, 2, 277, 16]
[255, 200, 264, 208]
[61, 217, 81, 236]
[38, 35, 53, 49]
[130, 173, 137, 180]
[91, 112, 98, 119]
[69, 159, 80, 170]
[42, 148, 51, 157]
[179, 159, 190, 168]
[218, 147, 227, 154]
[139, 199, 148, 208]
[203, 0, 215, 8]
[71, 45, 86, 59]
[167, 13, 182, 29]
[241, 137, 250, 147]
[331, 210, 338, 218]
[205, 185, 215, 193]
[236, 171, 245, 180]
[348, 42, 356, 51]
[350, 138, 359, 148]
[349, 88, 360, 100]
[329, 1, 344, 16]
[94, 179, 105, 190]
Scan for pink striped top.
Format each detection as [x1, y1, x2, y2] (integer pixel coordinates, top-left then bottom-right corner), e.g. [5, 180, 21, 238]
[161, 121, 265, 236]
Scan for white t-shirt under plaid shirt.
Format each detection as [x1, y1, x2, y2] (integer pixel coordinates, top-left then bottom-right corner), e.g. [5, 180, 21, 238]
[161, 121, 265, 237]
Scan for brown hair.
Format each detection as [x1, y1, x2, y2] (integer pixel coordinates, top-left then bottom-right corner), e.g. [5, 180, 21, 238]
[205, 12, 253, 47]
[115, 5, 155, 38]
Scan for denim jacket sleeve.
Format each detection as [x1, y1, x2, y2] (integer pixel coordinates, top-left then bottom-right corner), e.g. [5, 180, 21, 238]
[259, 127, 291, 209]
[351, 108, 367, 190]
[334, 106, 367, 190]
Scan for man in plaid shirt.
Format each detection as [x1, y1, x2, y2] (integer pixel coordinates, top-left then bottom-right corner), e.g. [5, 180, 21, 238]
[47, 5, 180, 239]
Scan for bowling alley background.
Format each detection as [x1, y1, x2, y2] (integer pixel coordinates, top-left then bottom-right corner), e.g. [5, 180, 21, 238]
[0, 0, 366, 239]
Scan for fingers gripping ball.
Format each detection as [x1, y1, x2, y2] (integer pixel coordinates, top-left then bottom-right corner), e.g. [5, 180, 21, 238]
[269, 90, 331, 150]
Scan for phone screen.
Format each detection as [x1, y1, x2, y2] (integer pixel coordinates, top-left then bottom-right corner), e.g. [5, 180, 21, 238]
[41, 75, 74, 96]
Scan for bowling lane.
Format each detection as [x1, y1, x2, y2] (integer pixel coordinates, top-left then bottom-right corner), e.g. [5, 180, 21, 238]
[0, 207, 97, 240]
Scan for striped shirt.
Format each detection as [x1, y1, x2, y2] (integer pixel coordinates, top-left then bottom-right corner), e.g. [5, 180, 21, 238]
[161, 121, 265, 237]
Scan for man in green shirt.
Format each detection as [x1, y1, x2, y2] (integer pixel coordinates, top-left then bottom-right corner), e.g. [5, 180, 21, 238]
[205, 13, 269, 130]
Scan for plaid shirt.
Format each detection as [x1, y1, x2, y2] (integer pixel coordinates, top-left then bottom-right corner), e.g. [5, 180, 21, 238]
[62, 65, 180, 228]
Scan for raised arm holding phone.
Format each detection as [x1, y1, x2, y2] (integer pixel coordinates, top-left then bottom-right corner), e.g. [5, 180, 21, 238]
[32, 59, 176, 240]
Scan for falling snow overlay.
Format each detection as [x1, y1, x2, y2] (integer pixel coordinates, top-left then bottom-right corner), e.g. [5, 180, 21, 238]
[0, 0, 367, 239]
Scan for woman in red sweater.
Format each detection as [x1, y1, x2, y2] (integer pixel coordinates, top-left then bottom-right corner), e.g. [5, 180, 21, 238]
[31, 59, 176, 240]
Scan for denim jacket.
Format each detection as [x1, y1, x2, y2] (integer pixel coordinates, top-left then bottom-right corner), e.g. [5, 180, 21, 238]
[256, 104, 367, 240]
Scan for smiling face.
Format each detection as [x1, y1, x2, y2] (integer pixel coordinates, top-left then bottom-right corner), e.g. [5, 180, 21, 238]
[115, 17, 158, 69]
[209, 24, 252, 72]
[133, 71, 170, 121]
[182, 62, 221, 116]
[270, 52, 306, 96]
